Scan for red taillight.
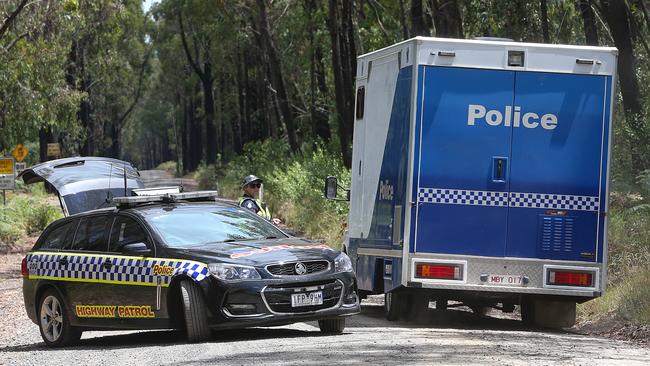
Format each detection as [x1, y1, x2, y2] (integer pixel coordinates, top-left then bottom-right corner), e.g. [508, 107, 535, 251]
[21, 257, 28, 278]
[548, 270, 593, 287]
[415, 263, 463, 280]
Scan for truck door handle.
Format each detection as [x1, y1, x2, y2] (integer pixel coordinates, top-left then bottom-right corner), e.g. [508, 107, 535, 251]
[58, 258, 68, 266]
[492, 157, 508, 183]
[102, 260, 113, 270]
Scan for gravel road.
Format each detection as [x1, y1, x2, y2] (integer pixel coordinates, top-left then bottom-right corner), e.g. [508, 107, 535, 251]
[1, 274, 649, 366]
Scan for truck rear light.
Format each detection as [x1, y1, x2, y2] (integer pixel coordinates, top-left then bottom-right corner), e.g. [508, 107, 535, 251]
[21, 257, 28, 278]
[415, 262, 463, 280]
[548, 270, 593, 287]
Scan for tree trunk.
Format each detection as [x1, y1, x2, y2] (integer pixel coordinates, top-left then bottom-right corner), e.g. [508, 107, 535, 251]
[327, 0, 354, 168]
[399, 0, 410, 39]
[578, 0, 599, 45]
[600, 0, 648, 172]
[540, 0, 550, 43]
[255, 0, 300, 152]
[430, 0, 464, 38]
[410, 0, 429, 36]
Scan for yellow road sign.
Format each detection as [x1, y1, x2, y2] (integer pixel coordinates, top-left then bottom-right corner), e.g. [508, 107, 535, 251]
[11, 144, 28, 162]
[0, 158, 14, 175]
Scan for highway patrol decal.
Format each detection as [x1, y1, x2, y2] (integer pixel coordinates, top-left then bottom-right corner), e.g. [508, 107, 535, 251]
[75, 305, 155, 318]
[26, 253, 209, 287]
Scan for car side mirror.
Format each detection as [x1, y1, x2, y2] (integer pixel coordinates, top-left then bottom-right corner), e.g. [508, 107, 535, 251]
[325, 176, 338, 199]
[121, 242, 151, 255]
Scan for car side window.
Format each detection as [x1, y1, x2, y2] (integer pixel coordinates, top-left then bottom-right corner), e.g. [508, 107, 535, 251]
[109, 216, 150, 253]
[71, 215, 110, 252]
[40, 221, 76, 250]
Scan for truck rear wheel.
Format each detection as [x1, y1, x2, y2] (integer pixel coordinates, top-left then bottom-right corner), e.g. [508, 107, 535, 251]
[180, 279, 211, 342]
[521, 298, 576, 328]
[384, 291, 407, 321]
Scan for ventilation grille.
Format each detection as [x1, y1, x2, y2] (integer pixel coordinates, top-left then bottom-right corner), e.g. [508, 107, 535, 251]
[266, 261, 329, 276]
[539, 216, 575, 253]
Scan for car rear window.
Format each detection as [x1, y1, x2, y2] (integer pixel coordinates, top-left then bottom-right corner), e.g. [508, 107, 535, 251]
[146, 207, 287, 247]
[40, 221, 76, 250]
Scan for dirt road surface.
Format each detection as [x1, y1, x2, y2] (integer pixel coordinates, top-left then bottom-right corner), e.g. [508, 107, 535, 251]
[1, 273, 649, 365]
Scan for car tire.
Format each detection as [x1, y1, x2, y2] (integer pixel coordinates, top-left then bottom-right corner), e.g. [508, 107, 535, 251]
[38, 289, 82, 347]
[384, 291, 406, 321]
[179, 279, 211, 342]
[318, 318, 346, 334]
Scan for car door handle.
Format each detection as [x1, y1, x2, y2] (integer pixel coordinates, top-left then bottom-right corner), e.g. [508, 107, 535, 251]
[58, 258, 68, 266]
[102, 260, 113, 270]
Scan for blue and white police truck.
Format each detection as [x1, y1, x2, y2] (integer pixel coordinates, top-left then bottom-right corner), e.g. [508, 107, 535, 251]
[326, 37, 617, 328]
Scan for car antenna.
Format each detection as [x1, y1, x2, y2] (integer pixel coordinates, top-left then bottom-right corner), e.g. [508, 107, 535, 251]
[105, 163, 113, 204]
[123, 162, 128, 196]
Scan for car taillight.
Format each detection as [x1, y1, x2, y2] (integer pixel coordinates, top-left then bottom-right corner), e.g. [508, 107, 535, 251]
[415, 262, 463, 280]
[548, 270, 593, 287]
[21, 257, 28, 278]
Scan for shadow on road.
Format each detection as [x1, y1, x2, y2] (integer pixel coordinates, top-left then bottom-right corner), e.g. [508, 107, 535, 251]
[0, 326, 332, 353]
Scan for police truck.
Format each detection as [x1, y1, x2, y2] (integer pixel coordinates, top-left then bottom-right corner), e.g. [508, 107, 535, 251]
[326, 37, 617, 328]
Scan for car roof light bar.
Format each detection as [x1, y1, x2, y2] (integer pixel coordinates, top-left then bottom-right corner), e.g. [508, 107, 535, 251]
[114, 190, 219, 208]
[133, 186, 183, 196]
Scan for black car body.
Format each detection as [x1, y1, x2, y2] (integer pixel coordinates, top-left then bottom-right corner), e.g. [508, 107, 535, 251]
[20, 158, 359, 346]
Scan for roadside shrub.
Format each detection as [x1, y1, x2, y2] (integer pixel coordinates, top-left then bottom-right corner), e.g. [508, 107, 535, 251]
[194, 164, 218, 190]
[0, 191, 62, 250]
[156, 161, 179, 177]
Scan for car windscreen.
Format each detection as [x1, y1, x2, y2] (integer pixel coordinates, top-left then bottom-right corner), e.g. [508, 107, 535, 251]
[146, 206, 287, 247]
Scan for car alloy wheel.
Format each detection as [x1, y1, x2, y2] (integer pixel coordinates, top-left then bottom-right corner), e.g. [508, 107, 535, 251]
[38, 289, 81, 347]
[40, 295, 63, 343]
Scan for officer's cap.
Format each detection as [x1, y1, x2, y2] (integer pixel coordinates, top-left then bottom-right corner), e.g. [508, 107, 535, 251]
[242, 174, 263, 188]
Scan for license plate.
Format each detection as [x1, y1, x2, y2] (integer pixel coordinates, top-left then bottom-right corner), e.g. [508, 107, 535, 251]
[291, 291, 323, 307]
[487, 274, 523, 286]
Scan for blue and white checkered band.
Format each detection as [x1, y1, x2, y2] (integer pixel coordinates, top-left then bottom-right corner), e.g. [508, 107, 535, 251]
[418, 188, 600, 212]
[418, 188, 509, 207]
[26, 253, 210, 287]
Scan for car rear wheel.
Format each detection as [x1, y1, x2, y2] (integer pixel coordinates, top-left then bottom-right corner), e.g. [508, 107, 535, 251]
[318, 318, 346, 334]
[179, 279, 211, 342]
[38, 289, 82, 347]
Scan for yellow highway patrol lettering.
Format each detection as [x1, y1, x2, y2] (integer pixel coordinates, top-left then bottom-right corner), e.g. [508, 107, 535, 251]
[76, 305, 116, 318]
[152, 264, 175, 276]
[118, 305, 155, 318]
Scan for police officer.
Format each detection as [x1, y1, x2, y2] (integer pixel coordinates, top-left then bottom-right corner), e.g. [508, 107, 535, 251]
[239, 175, 275, 222]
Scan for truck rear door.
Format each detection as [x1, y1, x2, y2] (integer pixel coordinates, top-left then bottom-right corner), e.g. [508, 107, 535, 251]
[506, 72, 609, 262]
[414, 66, 514, 257]
[413, 66, 610, 262]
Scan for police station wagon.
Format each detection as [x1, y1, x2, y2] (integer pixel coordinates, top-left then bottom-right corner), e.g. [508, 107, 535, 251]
[19, 158, 359, 347]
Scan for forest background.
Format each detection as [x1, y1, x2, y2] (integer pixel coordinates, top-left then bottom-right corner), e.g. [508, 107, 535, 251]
[1, 0, 649, 327]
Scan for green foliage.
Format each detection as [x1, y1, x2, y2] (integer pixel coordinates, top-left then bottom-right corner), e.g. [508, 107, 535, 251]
[0, 191, 63, 250]
[217, 139, 350, 247]
[156, 161, 180, 177]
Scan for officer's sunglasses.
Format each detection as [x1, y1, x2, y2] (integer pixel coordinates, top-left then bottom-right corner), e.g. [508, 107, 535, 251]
[248, 183, 261, 188]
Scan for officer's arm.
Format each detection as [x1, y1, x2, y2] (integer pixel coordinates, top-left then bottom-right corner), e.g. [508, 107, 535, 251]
[241, 199, 260, 213]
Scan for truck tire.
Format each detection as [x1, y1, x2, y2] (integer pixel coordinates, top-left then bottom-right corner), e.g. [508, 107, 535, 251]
[521, 298, 576, 328]
[384, 291, 406, 321]
[318, 318, 346, 334]
[38, 289, 82, 347]
[180, 279, 211, 342]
